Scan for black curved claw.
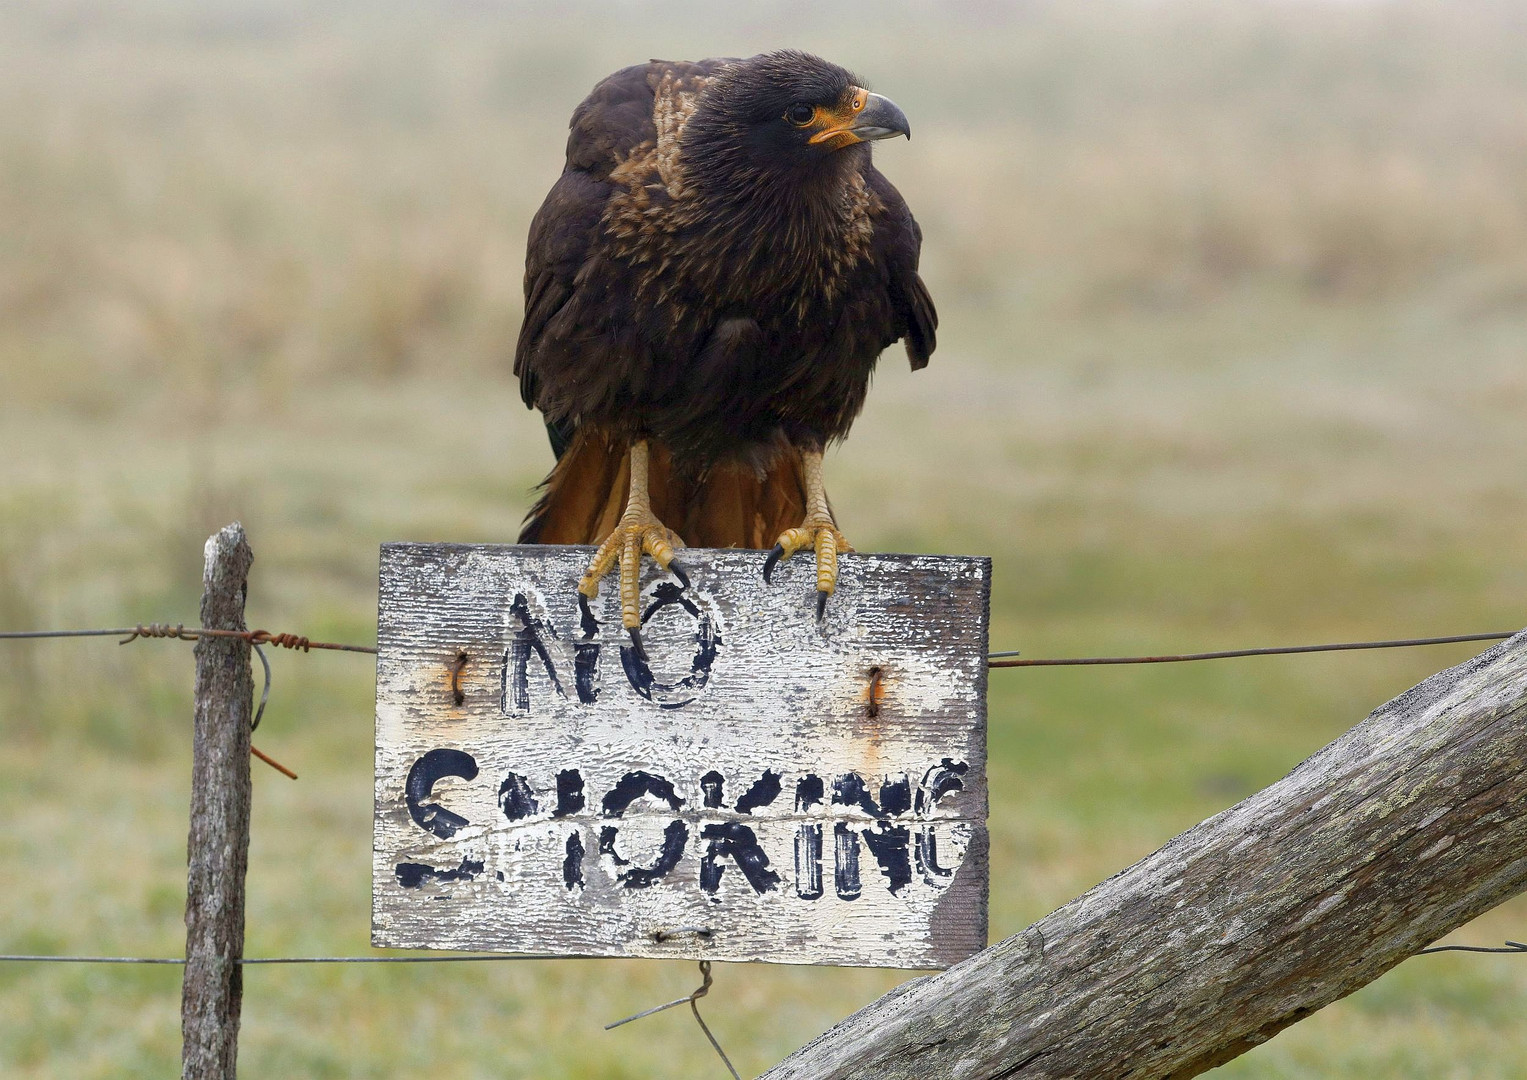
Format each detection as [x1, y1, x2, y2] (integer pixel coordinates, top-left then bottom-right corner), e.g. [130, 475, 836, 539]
[816, 590, 830, 622]
[667, 558, 690, 589]
[627, 625, 647, 662]
[762, 543, 785, 583]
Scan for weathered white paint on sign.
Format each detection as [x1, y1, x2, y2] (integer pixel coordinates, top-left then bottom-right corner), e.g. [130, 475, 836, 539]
[373, 543, 990, 968]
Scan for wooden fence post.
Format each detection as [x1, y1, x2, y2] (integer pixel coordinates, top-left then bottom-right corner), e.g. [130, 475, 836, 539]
[181, 523, 255, 1080]
[761, 629, 1527, 1080]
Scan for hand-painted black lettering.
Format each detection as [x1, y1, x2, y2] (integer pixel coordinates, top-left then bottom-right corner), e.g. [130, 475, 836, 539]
[861, 821, 913, 894]
[598, 820, 688, 888]
[701, 770, 725, 809]
[699, 822, 780, 896]
[574, 593, 602, 702]
[832, 773, 867, 810]
[794, 823, 823, 900]
[914, 761, 970, 885]
[497, 772, 539, 821]
[563, 830, 585, 890]
[405, 748, 479, 839]
[735, 770, 782, 814]
[915, 827, 958, 884]
[505, 592, 600, 712]
[915, 759, 968, 814]
[506, 593, 566, 712]
[578, 592, 599, 638]
[833, 821, 861, 901]
[554, 769, 586, 817]
[795, 774, 824, 810]
[832, 772, 911, 818]
[619, 582, 720, 709]
[574, 641, 600, 704]
[877, 776, 911, 816]
[395, 856, 484, 889]
[602, 771, 683, 816]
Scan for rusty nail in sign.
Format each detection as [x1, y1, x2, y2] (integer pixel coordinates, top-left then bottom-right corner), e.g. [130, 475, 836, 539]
[866, 666, 884, 718]
[449, 652, 469, 705]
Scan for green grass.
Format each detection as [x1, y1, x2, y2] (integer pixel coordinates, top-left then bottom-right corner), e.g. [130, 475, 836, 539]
[3, 1, 1527, 1076]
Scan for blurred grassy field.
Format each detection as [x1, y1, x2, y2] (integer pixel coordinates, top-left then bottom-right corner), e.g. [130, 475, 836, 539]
[3, 0, 1527, 1076]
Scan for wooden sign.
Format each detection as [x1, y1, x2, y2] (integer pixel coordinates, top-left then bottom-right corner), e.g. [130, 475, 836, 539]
[373, 543, 990, 969]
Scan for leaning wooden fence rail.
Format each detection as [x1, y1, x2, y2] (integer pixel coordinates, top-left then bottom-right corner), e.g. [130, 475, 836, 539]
[762, 628, 1527, 1079]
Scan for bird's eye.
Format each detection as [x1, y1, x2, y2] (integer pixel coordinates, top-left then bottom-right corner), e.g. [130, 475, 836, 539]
[785, 103, 816, 127]
[852, 98, 863, 110]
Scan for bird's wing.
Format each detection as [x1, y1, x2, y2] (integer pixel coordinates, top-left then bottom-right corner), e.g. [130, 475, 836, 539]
[515, 163, 610, 454]
[515, 60, 731, 456]
[514, 63, 651, 413]
[866, 165, 938, 370]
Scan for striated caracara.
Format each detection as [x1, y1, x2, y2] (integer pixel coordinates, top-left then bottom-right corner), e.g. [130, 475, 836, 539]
[515, 50, 936, 649]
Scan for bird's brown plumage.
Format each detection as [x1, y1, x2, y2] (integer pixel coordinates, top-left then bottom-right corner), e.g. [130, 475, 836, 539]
[516, 51, 936, 546]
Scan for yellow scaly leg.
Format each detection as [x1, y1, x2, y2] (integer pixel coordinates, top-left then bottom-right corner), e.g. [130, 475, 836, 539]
[762, 448, 852, 619]
[577, 440, 687, 656]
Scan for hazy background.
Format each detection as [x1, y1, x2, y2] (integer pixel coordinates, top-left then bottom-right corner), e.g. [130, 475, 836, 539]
[3, 0, 1526, 1076]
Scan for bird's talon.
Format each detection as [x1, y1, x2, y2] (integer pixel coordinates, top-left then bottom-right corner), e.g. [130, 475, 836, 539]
[668, 558, 690, 589]
[579, 443, 687, 644]
[627, 626, 647, 662]
[585, 518, 674, 638]
[762, 543, 786, 583]
[768, 516, 849, 613]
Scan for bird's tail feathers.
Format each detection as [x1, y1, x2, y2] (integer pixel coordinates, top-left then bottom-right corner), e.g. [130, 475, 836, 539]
[519, 430, 812, 548]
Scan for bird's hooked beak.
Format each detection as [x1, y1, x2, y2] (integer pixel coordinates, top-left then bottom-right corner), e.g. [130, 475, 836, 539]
[808, 88, 911, 149]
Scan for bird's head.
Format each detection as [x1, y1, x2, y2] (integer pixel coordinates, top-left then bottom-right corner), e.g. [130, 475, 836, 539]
[686, 51, 910, 183]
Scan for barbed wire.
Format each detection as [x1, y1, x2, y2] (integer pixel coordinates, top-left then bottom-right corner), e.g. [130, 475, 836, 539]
[1, 936, 1515, 1080]
[3, 622, 1522, 986]
[0, 625, 346, 778]
[0, 947, 741, 1076]
[987, 632, 1515, 666]
[4, 621, 1516, 779]
[606, 957, 740, 1080]
[0, 624, 379, 654]
[1417, 940, 1527, 955]
[2, 624, 1515, 668]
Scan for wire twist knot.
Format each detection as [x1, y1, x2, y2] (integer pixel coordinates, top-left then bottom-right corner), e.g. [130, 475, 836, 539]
[249, 630, 311, 652]
[119, 623, 190, 644]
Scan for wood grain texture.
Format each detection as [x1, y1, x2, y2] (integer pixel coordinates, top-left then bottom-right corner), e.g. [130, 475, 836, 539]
[373, 543, 990, 968]
[181, 523, 254, 1080]
[760, 628, 1527, 1079]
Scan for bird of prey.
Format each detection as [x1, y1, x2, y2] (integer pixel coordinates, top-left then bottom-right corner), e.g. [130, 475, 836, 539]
[515, 50, 936, 649]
